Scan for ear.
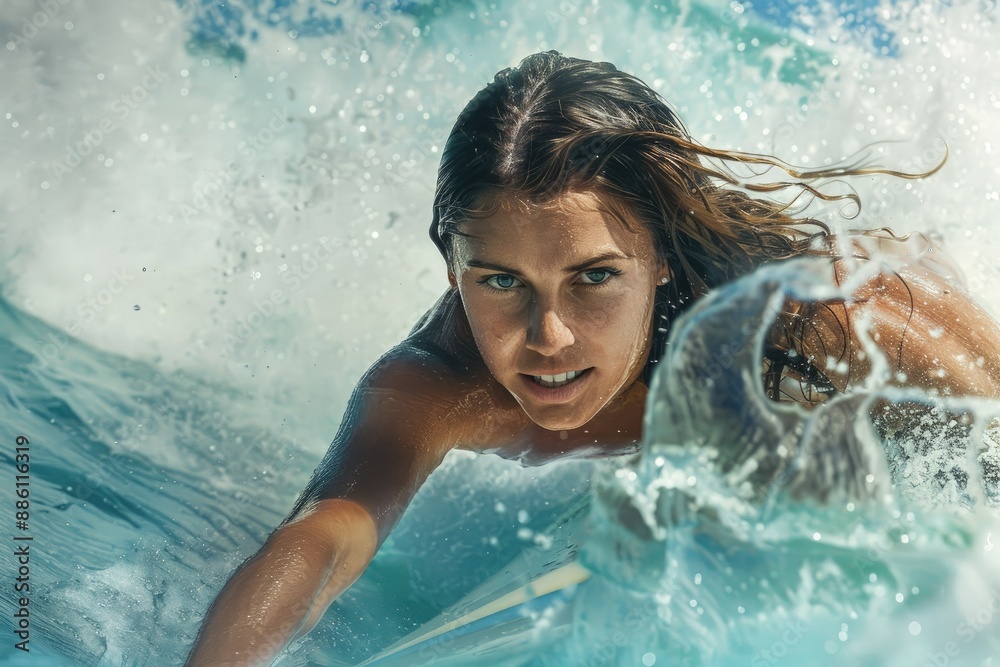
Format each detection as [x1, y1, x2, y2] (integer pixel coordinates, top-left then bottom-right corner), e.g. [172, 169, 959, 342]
[448, 270, 458, 289]
[656, 262, 673, 286]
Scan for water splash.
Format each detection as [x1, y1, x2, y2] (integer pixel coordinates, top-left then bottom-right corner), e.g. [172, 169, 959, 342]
[549, 258, 1000, 665]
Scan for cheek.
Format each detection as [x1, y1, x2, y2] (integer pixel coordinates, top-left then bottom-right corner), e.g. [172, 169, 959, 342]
[461, 293, 520, 359]
[594, 291, 656, 362]
[586, 290, 653, 334]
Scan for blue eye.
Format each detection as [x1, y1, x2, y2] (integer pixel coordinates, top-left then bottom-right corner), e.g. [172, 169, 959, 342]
[580, 268, 621, 285]
[476, 268, 621, 293]
[481, 274, 521, 291]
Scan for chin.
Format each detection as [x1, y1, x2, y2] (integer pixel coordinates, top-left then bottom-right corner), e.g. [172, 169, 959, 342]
[525, 408, 595, 432]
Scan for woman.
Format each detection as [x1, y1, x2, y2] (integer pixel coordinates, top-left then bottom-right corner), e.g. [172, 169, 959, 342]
[185, 51, 1000, 665]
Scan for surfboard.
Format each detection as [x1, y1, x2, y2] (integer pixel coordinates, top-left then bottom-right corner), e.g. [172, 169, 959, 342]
[360, 495, 592, 666]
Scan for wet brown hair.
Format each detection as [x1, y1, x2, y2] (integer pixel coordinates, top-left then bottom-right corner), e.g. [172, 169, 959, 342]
[429, 51, 939, 401]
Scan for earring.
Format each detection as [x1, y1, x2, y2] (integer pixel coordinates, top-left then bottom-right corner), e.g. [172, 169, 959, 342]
[659, 277, 668, 284]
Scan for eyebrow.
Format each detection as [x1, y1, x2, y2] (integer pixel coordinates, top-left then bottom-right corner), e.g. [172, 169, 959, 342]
[466, 251, 630, 275]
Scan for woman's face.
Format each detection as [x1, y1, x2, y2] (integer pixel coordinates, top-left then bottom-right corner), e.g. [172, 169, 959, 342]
[449, 191, 670, 431]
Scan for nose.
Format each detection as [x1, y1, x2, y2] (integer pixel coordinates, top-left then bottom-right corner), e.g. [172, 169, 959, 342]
[524, 297, 575, 356]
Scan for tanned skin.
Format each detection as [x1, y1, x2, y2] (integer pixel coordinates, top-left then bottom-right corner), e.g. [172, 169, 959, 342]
[186, 239, 1000, 666]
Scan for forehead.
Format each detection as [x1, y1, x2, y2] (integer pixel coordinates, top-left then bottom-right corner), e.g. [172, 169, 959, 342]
[453, 191, 653, 262]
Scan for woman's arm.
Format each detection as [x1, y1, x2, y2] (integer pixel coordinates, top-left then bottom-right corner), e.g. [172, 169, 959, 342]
[186, 345, 464, 666]
[184, 499, 377, 666]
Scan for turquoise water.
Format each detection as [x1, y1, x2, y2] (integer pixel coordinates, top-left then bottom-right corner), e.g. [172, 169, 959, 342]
[2, 0, 1000, 664]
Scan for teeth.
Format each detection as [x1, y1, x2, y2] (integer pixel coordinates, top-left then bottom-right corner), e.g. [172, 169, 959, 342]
[532, 369, 585, 388]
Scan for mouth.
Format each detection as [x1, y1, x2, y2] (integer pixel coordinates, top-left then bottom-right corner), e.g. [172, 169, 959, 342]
[517, 368, 595, 403]
[529, 368, 591, 388]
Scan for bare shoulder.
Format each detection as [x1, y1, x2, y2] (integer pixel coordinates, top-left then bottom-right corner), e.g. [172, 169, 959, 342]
[791, 237, 1000, 398]
[361, 289, 486, 408]
[356, 340, 479, 446]
[285, 342, 495, 540]
[355, 335, 517, 457]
